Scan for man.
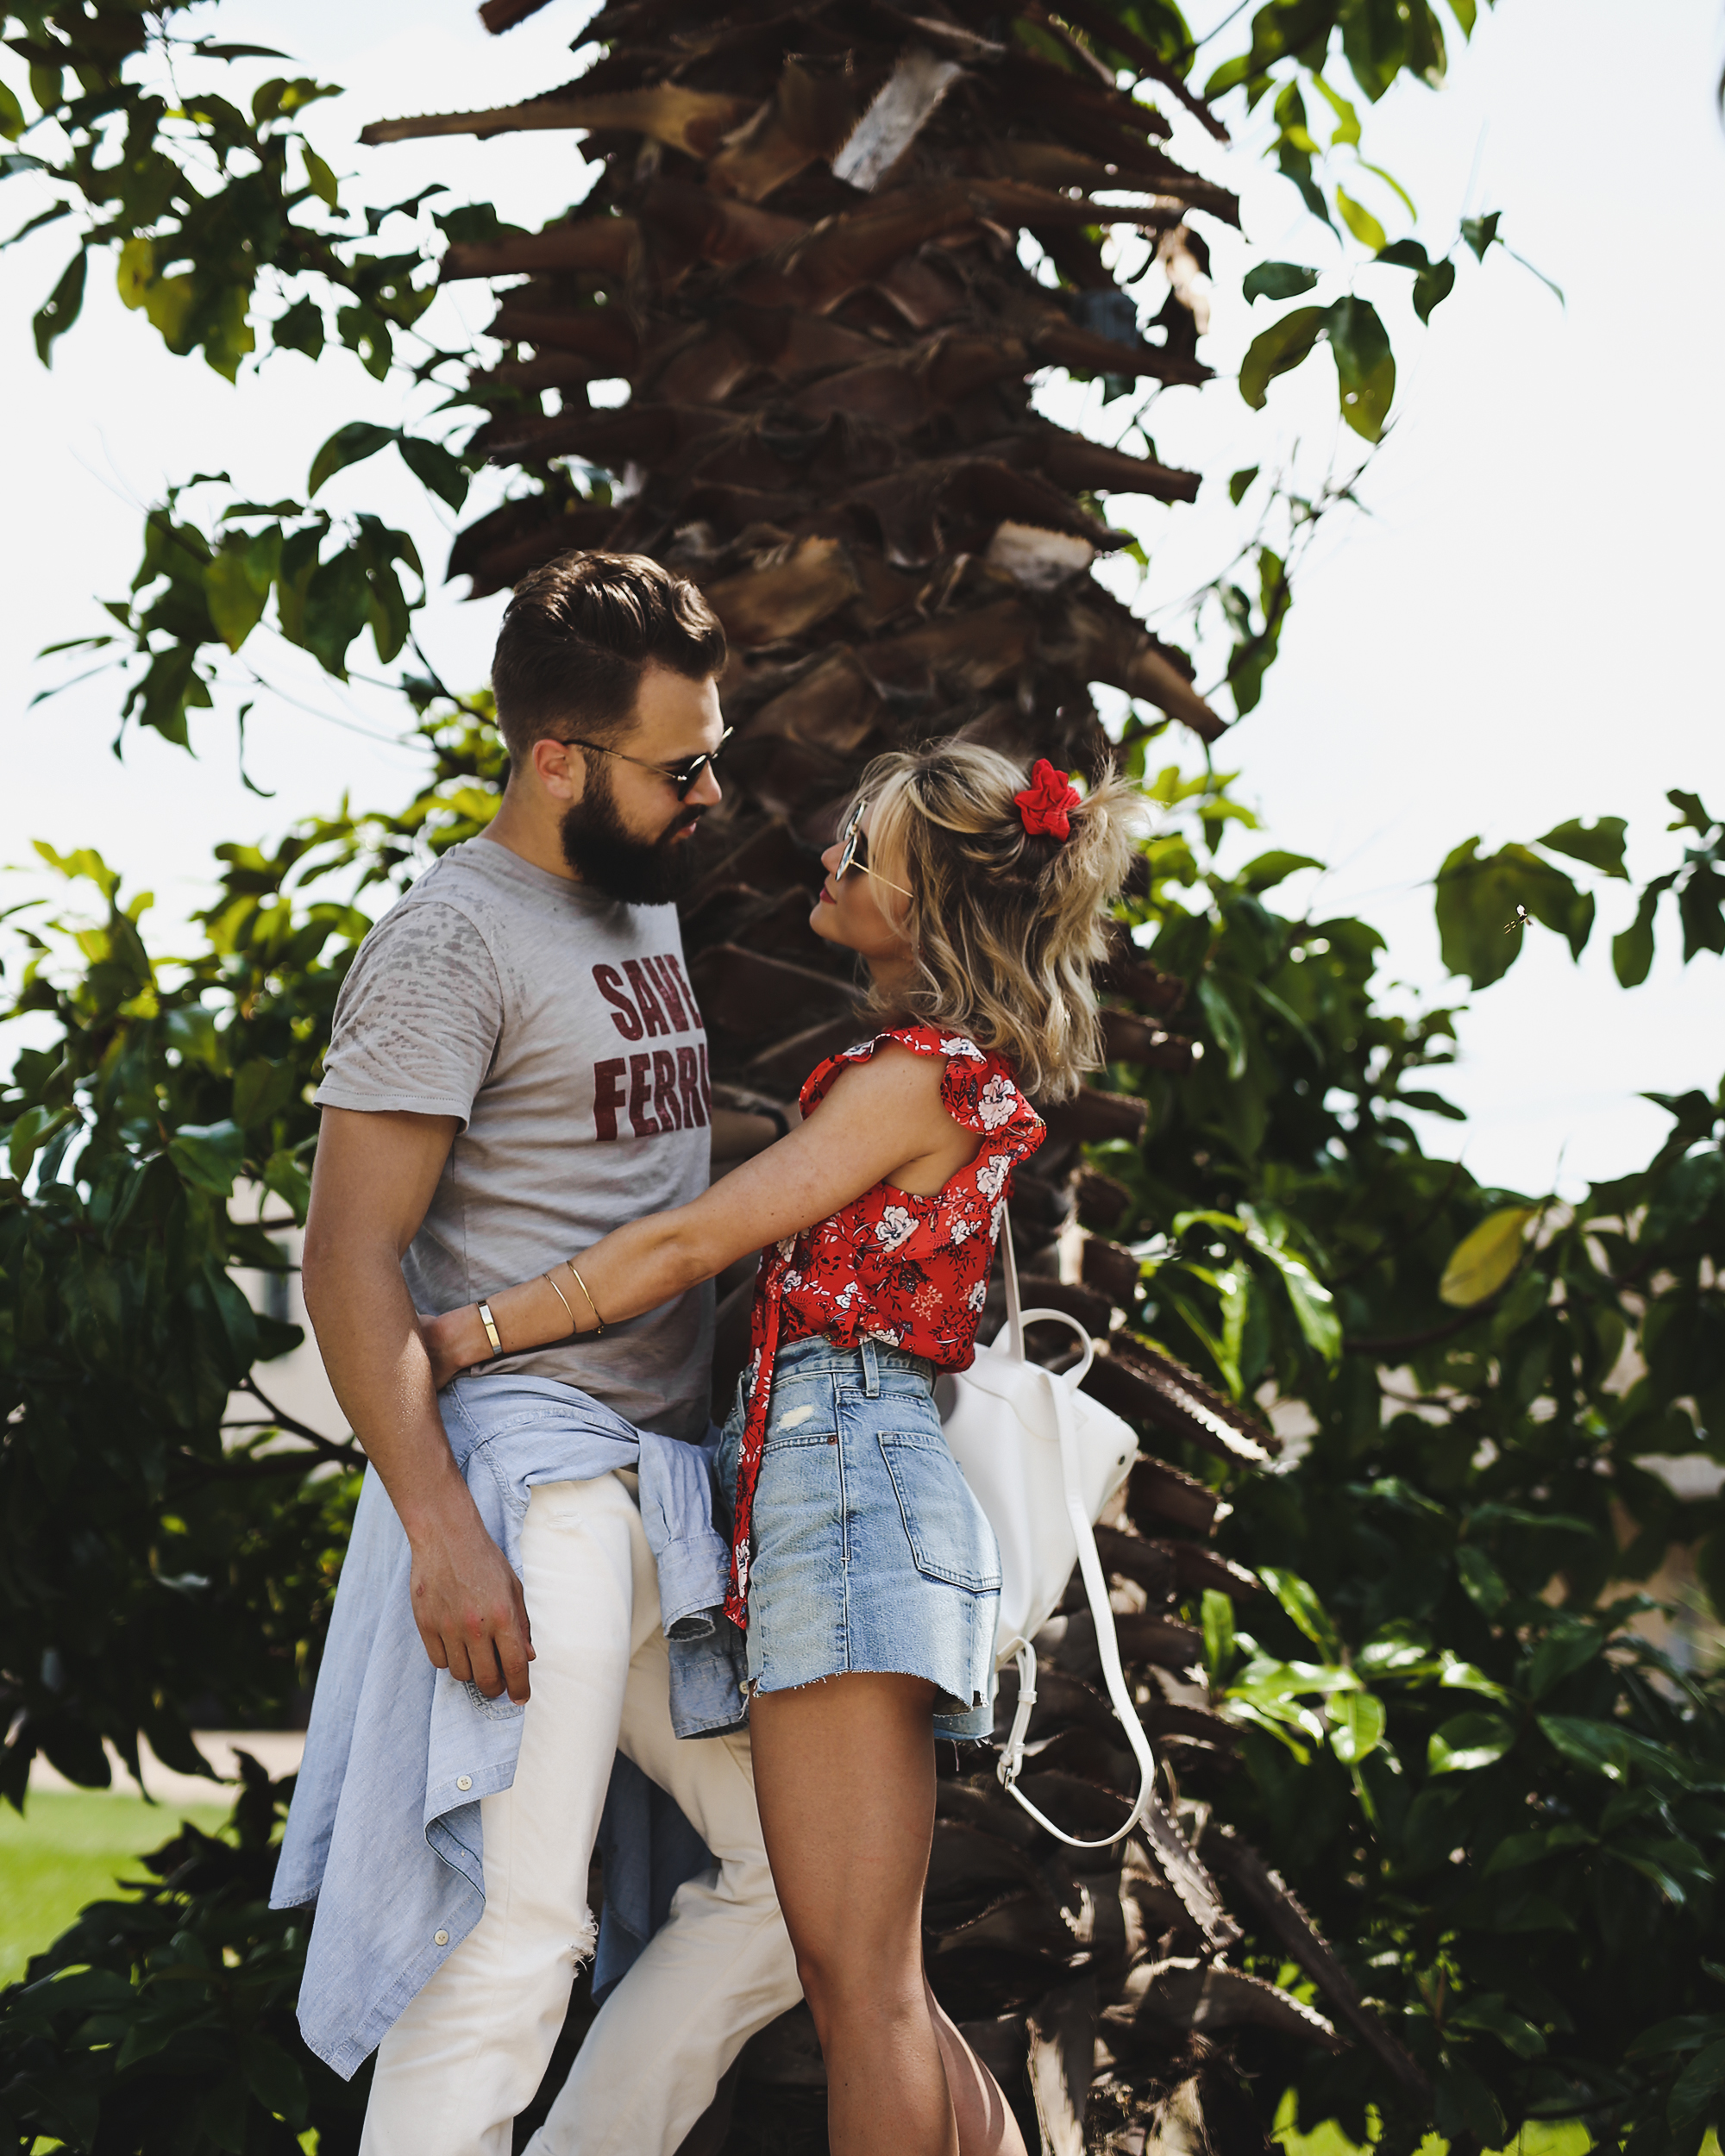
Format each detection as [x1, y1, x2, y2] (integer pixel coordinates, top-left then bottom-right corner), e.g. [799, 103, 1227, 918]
[271, 554, 800, 2154]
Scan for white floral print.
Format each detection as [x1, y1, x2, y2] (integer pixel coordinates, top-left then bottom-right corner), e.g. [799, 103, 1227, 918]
[966, 1279, 988, 1312]
[875, 1204, 918, 1252]
[976, 1075, 1018, 1129]
[939, 1034, 984, 1061]
[975, 1151, 1013, 1200]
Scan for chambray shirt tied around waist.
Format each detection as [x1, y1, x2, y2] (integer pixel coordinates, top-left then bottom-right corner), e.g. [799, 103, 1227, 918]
[271, 1370, 745, 2080]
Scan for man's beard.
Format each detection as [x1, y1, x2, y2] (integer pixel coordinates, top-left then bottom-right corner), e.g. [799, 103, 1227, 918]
[558, 765, 708, 906]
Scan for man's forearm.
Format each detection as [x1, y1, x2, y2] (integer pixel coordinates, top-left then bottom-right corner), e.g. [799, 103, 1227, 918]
[303, 1237, 468, 1532]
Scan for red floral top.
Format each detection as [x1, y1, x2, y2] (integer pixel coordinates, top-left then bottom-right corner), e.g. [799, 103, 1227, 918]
[724, 1024, 1044, 1626]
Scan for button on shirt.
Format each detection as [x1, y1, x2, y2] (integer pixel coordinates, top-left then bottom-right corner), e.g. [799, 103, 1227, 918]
[271, 1372, 745, 2080]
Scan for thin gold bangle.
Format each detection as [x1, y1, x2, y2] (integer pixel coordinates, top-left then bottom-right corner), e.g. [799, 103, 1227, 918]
[563, 1258, 606, 1338]
[543, 1269, 575, 1333]
[477, 1300, 502, 1354]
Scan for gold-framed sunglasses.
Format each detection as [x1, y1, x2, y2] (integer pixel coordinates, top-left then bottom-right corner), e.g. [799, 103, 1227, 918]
[561, 726, 732, 800]
[836, 796, 913, 900]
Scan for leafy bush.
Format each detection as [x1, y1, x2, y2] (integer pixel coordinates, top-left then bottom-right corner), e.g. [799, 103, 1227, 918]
[0, 1756, 370, 2153]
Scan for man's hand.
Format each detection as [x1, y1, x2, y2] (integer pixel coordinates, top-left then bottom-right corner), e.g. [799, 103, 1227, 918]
[304, 1106, 536, 1703]
[407, 1486, 536, 1703]
[417, 1306, 486, 1392]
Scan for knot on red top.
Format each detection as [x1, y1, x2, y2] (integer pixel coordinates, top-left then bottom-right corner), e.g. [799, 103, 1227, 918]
[1013, 758, 1082, 842]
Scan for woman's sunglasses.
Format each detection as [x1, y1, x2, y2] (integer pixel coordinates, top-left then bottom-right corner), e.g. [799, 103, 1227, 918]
[836, 796, 913, 900]
[561, 726, 733, 801]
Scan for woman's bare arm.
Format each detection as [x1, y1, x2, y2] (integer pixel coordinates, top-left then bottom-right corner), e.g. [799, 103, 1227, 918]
[424, 1047, 975, 1382]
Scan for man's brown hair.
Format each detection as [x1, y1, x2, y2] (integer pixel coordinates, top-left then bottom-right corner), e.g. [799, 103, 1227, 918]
[489, 551, 727, 763]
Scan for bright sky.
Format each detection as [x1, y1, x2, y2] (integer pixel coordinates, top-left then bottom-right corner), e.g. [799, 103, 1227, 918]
[2, 0, 1721, 1200]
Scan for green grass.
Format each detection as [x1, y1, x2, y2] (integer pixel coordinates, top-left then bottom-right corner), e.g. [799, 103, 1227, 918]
[0, 1788, 231, 1985]
[1274, 2092, 1721, 2156]
[1275, 2126, 1591, 2156]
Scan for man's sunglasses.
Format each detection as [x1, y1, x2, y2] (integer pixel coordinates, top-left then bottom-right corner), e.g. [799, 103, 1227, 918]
[836, 796, 913, 900]
[561, 726, 733, 801]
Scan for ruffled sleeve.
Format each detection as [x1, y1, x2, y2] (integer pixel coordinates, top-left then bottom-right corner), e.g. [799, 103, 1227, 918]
[937, 1044, 1044, 1159]
[798, 1023, 949, 1118]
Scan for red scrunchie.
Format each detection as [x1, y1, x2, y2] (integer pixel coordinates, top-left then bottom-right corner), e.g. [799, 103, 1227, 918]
[1013, 758, 1082, 842]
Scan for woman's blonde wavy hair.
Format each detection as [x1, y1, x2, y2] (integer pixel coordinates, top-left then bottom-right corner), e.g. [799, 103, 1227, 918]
[854, 740, 1145, 1101]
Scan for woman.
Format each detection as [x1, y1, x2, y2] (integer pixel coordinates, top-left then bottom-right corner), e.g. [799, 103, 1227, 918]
[423, 741, 1139, 2156]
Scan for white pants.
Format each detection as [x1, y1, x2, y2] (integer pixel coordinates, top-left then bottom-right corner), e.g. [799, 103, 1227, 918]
[361, 1473, 800, 2156]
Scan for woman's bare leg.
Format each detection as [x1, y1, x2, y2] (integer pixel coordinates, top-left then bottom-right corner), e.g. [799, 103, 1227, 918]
[749, 1674, 1027, 2156]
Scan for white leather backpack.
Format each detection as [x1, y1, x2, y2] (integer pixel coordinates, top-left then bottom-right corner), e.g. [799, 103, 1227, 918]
[938, 1217, 1156, 1850]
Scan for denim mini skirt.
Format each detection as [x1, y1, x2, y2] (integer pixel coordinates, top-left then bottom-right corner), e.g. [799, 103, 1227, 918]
[717, 1335, 1001, 1740]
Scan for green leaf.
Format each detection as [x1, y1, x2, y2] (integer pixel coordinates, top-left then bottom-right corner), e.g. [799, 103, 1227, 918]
[1242, 262, 1319, 304]
[1203, 53, 1250, 98]
[300, 547, 371, 678]
[1458, 1552, 1509, 1621]
[231, 1059, 298, 1130]
[34, 248, 86, 366]
[1449, 1993, 1546, 2058]
[300, 141, 339, 210]
[1439, 1653, 1510, 1702]
[1438, 1207, 1534, 1308]
[1428, 1711, 1516, 1774]
[1237, 850, 1324, 893]
[204, 549, 269, 654]
[1538, 815, 1629, 878]
[0, 78, 24, 141]
[1227, 465, 1259, 505]
[1462, 211, 1502, 260]
[1628, 2015, 1725, 2061]
[398, 435, 470, 511]
[1411, 255, 1456, 322]
[166, 1119, 247, 1196]
[1537, 1714, 1687, 1787]
[1258, 1567, 1341, 1659]
[1488, 1263, 1549, 1343]
[1668, 787, 1718, 834]
[1325, 296, 1396, 442]
[273, 297, 326, 359]
[1329, 1689, 1386, 1764]
[1484, 1828, 1561, 1876]
[1358, 1623, 1432, 1675]
[1253, 1240, 1341, 1364]
[1526, 1619, 1604, 1700]
[1309, 75, 1360, 147]
[1358, 160, 1417, 221]
[1434, 837, 1596, 987]
[1613, 878, 1668, 987]
[262, 1148, 313, 1221]
[1196, 972, 1248, 1081]
[308, 420, 397, 498]
[1379, 239, 1459, 323]
[116, 234, 154, 311]
[1202, 1588, 1237, 1689]
[242, 2031, 308, 2124]
[1669, 2038, 1725, 2140]
[1238, 305, 1327, 411]
[1335, 186, 1387, 253]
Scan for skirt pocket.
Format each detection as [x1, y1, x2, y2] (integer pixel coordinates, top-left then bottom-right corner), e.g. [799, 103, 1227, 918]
[877, 1427, 1003, 1595]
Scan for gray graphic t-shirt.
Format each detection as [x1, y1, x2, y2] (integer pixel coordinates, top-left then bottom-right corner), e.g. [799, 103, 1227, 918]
[315, 834, 714, 1442]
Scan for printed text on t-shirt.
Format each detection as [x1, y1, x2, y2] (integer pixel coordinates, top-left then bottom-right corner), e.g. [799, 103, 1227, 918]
[591, 956, 710, 1141]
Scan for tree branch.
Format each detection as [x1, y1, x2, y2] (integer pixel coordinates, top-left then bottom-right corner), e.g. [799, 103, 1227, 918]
[236, 1375, 348, 1453]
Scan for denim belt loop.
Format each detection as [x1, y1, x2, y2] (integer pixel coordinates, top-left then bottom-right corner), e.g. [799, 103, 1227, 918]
[860, 1338, 881, 1398]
